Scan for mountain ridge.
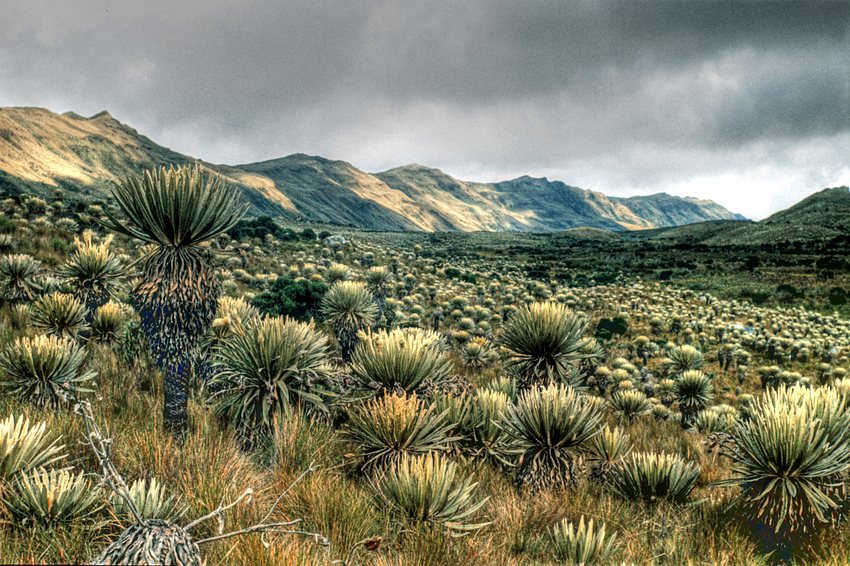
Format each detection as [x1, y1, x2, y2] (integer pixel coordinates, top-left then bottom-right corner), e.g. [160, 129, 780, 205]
[0, 106, 748, 232]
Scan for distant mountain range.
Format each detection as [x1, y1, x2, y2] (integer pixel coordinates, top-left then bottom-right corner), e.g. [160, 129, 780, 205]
[1, 106, 747, 232]
[625, 185, 850, 246]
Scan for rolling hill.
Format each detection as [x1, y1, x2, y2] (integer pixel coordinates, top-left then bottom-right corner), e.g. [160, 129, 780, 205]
[0, 106, 746, 232]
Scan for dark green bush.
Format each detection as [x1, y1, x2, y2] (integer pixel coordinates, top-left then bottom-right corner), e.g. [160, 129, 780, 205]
[227, 216, 284, 240]
[252, 276, 328, 320]
[50, 238, 68, 254]
[595, 317, 628, 341]
[0, 215, 15, 233]
[300, 228, 316, 240]
[828, 287, 847, 306]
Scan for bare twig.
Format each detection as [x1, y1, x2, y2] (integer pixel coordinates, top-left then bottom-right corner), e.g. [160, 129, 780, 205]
[183, 488, 255, 532]
[259, 461, 317, 525]
[74, 398, 144, 524]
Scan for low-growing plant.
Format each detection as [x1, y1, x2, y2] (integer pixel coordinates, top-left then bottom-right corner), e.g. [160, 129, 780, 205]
[345, 392, 456, 472]
[548, 515, 620, 565]
[498, 383, 603, 490]
[0, 414, 66, 482]
[350, 328, 453, 394]
[0, 335, 96, 408]
[5, 468, 105, 527]
[612, 451, 700, 505]
[371, 453, 489, 535]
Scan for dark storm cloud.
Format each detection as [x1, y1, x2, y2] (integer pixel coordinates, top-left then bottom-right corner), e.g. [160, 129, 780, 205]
[0, 0, 848, 219]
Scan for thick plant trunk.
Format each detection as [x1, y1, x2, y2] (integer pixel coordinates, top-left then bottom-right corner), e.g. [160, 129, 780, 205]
[134, 248, 220, 439]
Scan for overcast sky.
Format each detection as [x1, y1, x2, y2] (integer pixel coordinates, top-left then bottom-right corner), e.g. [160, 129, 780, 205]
[1, 0, 848, 220]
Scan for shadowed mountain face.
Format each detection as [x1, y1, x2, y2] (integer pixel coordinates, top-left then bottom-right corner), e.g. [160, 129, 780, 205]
[0, 106, 745, 232]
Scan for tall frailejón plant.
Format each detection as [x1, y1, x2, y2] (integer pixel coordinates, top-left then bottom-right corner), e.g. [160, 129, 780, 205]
[103, 166, 247, 437]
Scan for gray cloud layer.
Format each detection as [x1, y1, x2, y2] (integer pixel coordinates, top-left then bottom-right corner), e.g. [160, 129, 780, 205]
[1, 0, 848, 219]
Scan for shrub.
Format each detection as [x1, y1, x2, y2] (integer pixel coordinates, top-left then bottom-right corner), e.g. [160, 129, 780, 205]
[324, 263, 351, 286]
[351, 328, 453, 394]
[209, 316, 332, 435]
[694, 407, 736, 435]
[0, 414, 66, 482]
[371, 453, 489, 534]
[344, 393, 455, 471]
[675, 370, 714, 427]
[588, 425, 632, 485]
[252, 276, 328, 320]
[321, 281, 377, 362]
[500, 302, 591, 390]
[719, 385, 850, 533]
[608, 390, 653, 423]
[498, 383, 604, 490]
[58, 231, 124, 314]
[30, 292, 89, 339]
[612, 452, 700, 505]
[0, 254, 41, 303]
[228, 216, 288, 241]
[469, 389, 511, 465]
[548, 515, 620, 565]
[5, 468, 105, 526]
[90, 302, 135, 343]
[431, 391, 473, 443]
[665, 345, 705, 375]
[0, 335, 96, 408]
[111, 477, 188, 523]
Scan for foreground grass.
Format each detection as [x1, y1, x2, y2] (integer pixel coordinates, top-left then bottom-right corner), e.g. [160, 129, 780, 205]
[1, 338, 849, 565]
